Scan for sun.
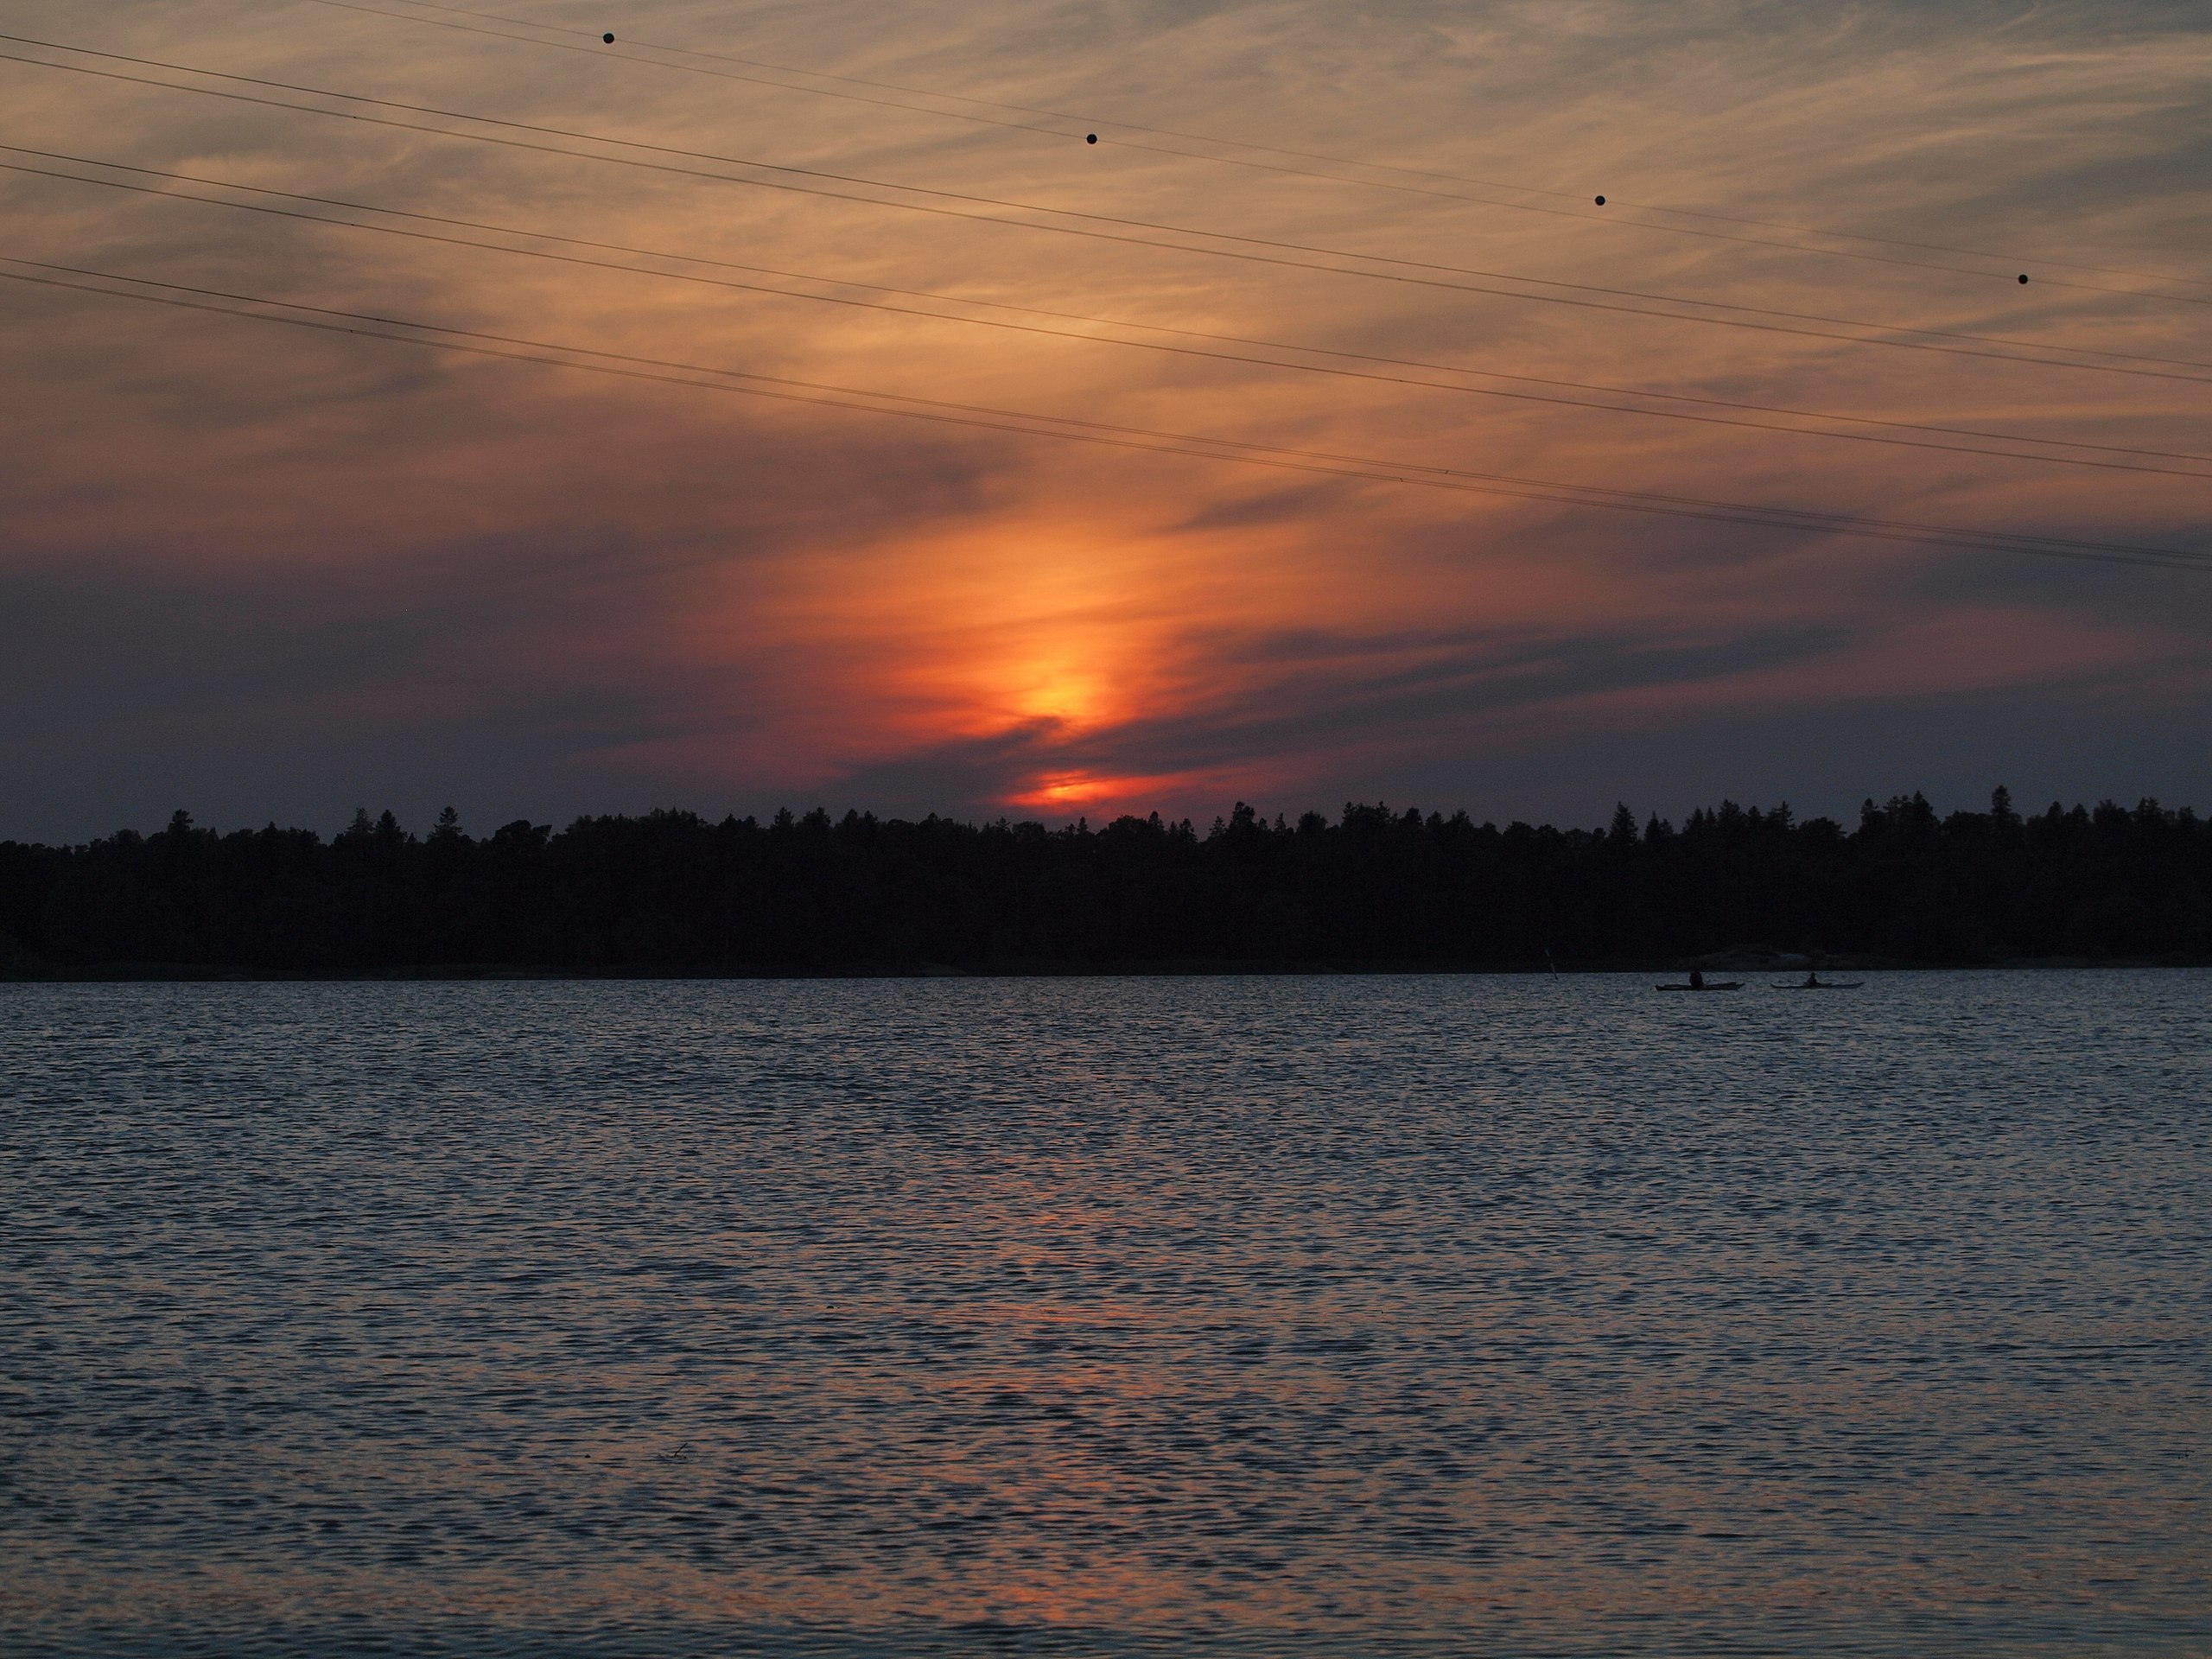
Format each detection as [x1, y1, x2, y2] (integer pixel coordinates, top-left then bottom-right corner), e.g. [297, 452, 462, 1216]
[1010, 655, 1111, 729]
[1015, 773, 1103, 807]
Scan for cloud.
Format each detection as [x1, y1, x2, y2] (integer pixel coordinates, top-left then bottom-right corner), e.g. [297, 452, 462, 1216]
[0, 0, 2208, 839]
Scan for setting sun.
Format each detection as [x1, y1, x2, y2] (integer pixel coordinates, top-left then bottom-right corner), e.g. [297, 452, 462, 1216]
[1008, 655, 1111, 728]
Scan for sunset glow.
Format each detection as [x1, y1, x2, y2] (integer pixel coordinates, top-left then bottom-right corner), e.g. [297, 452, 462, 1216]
[0, 0, 2206, 839]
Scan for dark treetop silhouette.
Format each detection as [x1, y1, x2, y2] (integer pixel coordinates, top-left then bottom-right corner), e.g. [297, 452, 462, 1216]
[1, 790, 2205, 975]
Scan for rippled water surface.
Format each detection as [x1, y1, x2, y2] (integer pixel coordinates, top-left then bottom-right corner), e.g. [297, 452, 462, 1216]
[3, 972, 2208, 1656]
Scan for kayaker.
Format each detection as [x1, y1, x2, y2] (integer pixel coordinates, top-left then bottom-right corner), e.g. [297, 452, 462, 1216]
[1689, 969, 1705, 989]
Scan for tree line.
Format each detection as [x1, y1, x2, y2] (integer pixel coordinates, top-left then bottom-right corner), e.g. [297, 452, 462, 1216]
[0, 790, 2203, 974]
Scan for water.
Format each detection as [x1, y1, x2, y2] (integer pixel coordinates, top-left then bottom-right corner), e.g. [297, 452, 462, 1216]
[2, 972, 2206, 1656]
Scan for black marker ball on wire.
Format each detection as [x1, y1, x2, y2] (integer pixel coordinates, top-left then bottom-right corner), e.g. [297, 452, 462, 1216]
[603, 32, 614, 43]
[1593, 194, 1605, 206]
[1086, 133, 1097, 143]
[2018, 273, 2029, 283]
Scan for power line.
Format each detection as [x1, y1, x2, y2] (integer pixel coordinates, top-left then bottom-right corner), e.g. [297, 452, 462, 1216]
[16, 144, 2195, 466]
[6, 36, 2209, 385]
[327, 0, 2211, 296]
[298, 0, 2207, 308]
[3, 254, 2203, 573]
[12, 149, 2207, 479]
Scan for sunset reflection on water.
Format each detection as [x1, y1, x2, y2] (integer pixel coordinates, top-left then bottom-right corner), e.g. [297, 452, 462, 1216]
[3, 971, 2208, 1656]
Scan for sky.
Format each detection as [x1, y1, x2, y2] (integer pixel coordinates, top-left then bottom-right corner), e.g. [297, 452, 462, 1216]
[1, 0, 2208, 842]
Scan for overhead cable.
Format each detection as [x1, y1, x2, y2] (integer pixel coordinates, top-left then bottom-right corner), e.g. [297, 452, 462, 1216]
[308, 0, 2211, 298]
[3, 254, 2203, 573]
[4, 36, 2208, 385]
[12, 149, 2208, 478]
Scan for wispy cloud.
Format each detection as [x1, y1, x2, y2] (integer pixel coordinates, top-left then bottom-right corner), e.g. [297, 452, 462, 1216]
[0, 0, 2206, 838]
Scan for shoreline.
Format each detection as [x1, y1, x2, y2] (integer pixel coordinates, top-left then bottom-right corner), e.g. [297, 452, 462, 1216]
[5, 955, 2207, 983]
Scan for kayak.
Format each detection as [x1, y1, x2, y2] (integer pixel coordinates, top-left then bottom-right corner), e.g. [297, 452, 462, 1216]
[1772, 981, 1862, 989]
[1656, 982, 1742, 991]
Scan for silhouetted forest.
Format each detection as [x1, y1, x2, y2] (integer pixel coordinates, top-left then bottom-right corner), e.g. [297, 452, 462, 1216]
[1, 790, 2206, 975]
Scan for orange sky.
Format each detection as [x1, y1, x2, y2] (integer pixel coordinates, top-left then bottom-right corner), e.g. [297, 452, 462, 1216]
[1, 0, 2208, 838]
